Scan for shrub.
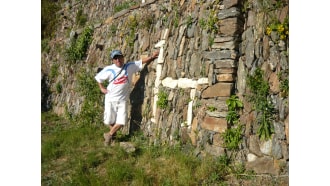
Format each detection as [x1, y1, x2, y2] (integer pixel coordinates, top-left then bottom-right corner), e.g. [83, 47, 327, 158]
[65, 26, 94, 63]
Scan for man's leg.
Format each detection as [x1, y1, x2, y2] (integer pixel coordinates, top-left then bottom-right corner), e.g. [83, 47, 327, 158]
[104, 124, 121, 146]
[104, 123, 114, 146]
[109, 124, 122, 136]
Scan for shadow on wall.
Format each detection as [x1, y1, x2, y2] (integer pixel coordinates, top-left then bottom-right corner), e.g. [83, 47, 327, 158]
[41, 73, 52, 112]
[129, 64, 150, 135]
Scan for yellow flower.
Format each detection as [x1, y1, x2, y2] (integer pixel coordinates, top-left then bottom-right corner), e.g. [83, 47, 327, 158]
[280, 35, 286, 40]
[266, 27, 272, 35]
[277, 24, 284, 33]
[286, 30, 289, 35]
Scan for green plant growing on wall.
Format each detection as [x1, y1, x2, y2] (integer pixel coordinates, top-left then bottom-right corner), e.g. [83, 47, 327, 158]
[171, 2, 180, 28]
[280, 78, 289, 97]
[178, 88, 184, 96]
[226, 110, 239, 125]
[241, 0, 251, 13]
[226, 95, 243, 111]
[225, 95, 243, 125]
[247, 68, 275, 141]
[50, 63, 59, 80]
[193, 99, 201, 109]
[201, 61, 207, 77]
[55, 82, 62, 94]
[65, 26, 94, 63]
[208, 36, 215, 47]
[113, 0, 137, 13]
[265, 17, 289, 41]
[157, 89, 168, 109]
[76, 8, 88, 27]
[125, 14, 138, 47]
[207, 105, 217, 112]
[223, 95, 244, 150]
[278, 70, 289, 98]
[140, 13, 154, 30]
[42, 39, 51, 53]
[109, 25, 118, 35]
[142, 103, 151, 118]
[198, 9, 218, 34]
[222, 124, 243, 150]
[74, 68, 104, 125]
[258, 0, 288, 12]
[161, 15, 169, 26]
[185, 15, 193, 28]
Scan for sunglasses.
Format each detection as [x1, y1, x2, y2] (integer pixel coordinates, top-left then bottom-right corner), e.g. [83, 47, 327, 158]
[113, 55, 123, 60]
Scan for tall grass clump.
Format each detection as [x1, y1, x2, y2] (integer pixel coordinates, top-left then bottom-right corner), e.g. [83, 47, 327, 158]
[42, 112, 257, 185]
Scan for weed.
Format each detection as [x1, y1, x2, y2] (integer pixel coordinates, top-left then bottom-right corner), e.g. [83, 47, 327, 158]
[247, 68, 275, 141]
[76, 8, 88, 27]
[222, 124, 243, 150]
[193, 99, 202, 109]
[241, 0, 251, 13]
[185, 15, 193, 28]
[172, 3, 180, 28]
[125, 14, 138, 46]
[199, 9, 218, 34]
[226, 110, 239, 125]
[157, 89, 169, 109]
[109, 24, 118, 35]
[41, 38, 50, 53]
[224, 95, 244, 149]
[226, 95, 243, 111]
[207, 105, 217, 112]
[114, 1, 138, 13]
[55, 82, 62, 93]
[49, 63, 59, 80]
[208, 35, 215, 47]
[201, 61, 207, 77]
[280, 78, 289, 97]
[179, 88, 184, 96]
[278, 70, 289, 98]
[140, 13, 154, 30]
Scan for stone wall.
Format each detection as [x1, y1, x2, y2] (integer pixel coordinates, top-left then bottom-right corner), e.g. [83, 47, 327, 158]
[41, 0, 289, 176]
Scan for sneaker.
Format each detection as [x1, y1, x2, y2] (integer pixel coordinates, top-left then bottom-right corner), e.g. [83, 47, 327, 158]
[103, 133, 113, 146]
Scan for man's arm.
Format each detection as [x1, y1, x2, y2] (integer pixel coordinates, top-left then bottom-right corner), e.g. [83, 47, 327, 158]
[98, 82, 108, 94]
[142, 50, 159, 65]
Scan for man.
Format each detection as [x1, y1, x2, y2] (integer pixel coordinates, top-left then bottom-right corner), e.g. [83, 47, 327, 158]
[95, 49, 159, 146]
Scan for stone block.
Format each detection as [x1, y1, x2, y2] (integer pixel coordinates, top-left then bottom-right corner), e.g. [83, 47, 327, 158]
[201, 83, 233, 98]
[201, 116, 228, 133]
[216, 74, 235, 82]
[246, 156, 279, 175]
[218, 18, 243, 36]
[189, 117, 198, 146]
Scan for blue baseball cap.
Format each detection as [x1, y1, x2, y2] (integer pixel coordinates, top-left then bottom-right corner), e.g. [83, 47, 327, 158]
[110, 50, 123, 59]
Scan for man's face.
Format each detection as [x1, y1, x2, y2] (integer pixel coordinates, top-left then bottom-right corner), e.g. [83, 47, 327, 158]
[112, 55, 124, 67]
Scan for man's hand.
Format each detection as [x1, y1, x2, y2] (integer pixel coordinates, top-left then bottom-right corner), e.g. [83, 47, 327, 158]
[142, 50, 160, 64]
[98, 83, 108, 94]
[151, 50, 159, 60]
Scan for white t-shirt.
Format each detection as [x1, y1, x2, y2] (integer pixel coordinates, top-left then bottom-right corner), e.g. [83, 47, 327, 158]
[95, 60, 143, 101]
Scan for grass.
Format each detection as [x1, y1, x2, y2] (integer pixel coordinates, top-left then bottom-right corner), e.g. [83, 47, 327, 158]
[42, 111, 287, 185]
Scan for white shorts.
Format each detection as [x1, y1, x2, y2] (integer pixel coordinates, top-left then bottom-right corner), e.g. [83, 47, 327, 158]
[103, 100, 128, 125]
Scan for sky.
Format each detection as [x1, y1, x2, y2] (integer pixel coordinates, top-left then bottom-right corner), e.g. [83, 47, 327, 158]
[0, 0, 329, 185]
